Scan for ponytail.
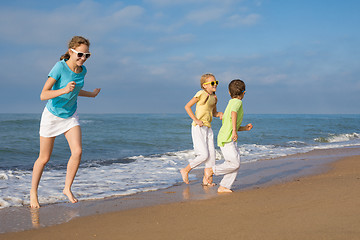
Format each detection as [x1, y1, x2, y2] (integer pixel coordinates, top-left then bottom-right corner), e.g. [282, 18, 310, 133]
[60, 51, 70, 60]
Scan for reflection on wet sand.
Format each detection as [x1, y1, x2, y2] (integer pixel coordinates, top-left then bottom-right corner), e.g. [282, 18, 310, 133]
[182, 186, 190, 200]
[30, 208, 40, 228]
[28, 204, 80, 231]
[182, 183, 218, 201]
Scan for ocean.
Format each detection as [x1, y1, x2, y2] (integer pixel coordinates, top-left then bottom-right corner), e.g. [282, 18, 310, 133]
[0, 113, 359, 209]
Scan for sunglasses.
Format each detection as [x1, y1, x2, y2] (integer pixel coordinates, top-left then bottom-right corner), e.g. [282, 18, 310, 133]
[203, 80, 219, 86]
[71, 49, 91, 59]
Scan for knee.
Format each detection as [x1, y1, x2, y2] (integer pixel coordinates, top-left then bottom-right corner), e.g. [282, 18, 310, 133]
[198, 152, 209, 161]
[230, 161, 240, 171]
[71, 147, 82, 158]
[36, 156, 50, 166]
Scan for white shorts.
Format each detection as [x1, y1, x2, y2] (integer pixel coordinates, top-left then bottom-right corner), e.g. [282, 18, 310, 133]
[39, 107, 80, 137]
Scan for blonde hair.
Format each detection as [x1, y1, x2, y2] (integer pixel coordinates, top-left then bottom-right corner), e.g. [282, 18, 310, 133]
[200, 73, 216, 89]
[60, 36, 90, 60]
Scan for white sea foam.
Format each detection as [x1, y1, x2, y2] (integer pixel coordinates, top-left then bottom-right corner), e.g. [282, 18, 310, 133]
[314, 132, 359, 143]
[1, 136, 360, 209]
[0, 173, 9, 180]
[238, 143, 313, 162]
[0, 152, 192, 209]
[79, 120, 95, 125]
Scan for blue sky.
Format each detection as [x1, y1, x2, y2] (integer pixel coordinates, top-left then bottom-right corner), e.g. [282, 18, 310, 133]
[0, 0, 359, 114]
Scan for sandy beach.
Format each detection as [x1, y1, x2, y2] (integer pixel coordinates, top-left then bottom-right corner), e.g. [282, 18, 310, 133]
[1, 147, 360, 240]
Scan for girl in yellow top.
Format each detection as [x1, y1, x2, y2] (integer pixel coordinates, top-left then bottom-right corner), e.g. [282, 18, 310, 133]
[181, 73, 223, 186]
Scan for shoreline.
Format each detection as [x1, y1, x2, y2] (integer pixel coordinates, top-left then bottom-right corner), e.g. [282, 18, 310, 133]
[1, 146, 360, 237]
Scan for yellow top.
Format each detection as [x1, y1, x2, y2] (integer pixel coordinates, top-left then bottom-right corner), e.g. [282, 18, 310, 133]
[192, 90, 217, 128]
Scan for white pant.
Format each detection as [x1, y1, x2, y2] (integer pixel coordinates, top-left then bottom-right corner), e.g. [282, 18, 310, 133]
[189, 125, 216, 169]
[213, 141, 241, 189]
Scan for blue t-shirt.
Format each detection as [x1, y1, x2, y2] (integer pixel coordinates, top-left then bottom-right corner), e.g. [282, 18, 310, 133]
[46, 59, 86, 118]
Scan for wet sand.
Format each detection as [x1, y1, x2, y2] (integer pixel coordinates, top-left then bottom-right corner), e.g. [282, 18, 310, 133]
[1, 147, 360, 239]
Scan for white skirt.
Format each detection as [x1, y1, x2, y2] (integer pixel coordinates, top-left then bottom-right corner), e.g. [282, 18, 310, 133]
[39, 107, 80, 137]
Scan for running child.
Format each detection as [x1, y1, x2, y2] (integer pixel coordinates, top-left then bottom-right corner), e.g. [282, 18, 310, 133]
[205, 79, 253, 192]
[30, 36, 101, 208]
[181, 73, 223, 186]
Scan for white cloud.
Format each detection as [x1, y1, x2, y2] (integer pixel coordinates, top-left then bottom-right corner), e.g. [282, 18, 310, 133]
[144, 0, 206, 6]
[120, 42, 155, 53]
[253, 0, 263, 7]
[159, 33, 195, 43]
[108, 5, 144, 24]
[147, 66, 168, 75]
[185, 7, 227, 25]
[225, 13, 261, 27]
[261, 73, 288, 84]
[0, 1, 145, 46]
[217, 71, 242, 83]
[168, 52, 195, 61]
[168, 2, 261, 28]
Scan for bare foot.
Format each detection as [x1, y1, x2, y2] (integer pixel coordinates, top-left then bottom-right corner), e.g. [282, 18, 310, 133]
[217, 186, 233, 193]
[202, 176, 216, 186]
[180, 168, 189, 184]
[204, 167, 214, 185]
[63, 189, 78, 203]
[30, 189, 40, 208]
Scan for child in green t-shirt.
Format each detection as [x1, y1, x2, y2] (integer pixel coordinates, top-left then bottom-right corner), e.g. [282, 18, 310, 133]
[205, 79, 253, 192]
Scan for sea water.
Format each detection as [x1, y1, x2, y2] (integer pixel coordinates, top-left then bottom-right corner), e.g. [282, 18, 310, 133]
[0, 113, 359, 208]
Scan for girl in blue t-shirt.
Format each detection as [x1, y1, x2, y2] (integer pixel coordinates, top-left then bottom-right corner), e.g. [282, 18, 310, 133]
[30, 36, 101, 208]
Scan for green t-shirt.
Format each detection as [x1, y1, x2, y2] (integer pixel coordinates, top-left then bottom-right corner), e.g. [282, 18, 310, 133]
[217, 98, 243, 147]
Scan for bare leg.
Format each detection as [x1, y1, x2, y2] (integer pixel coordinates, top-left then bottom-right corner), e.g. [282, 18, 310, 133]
[180, 164, 191, 184]
[30, 136, 55, 208]
[63, 126, 82, 203]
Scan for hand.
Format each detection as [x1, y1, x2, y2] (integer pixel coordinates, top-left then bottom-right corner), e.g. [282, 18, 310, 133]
[245, 123, 253, 131]
[195, 119, 204, 127]
[64, 81, 76, 94]
[232, 131, 238, 142]
[92, 88, 101, 97]
[218, 112, 224, 120]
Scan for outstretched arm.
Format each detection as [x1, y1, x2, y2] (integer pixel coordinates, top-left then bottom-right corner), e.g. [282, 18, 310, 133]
[78, 88, 101, 98]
